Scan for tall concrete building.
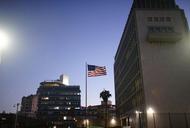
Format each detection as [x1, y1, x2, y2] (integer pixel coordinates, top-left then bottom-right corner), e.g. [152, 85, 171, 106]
[114, 0, 190, 127]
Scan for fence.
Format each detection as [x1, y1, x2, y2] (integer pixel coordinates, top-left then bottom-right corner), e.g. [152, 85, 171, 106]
[126, 113, 190, 128]
[147, 113, 189, 128]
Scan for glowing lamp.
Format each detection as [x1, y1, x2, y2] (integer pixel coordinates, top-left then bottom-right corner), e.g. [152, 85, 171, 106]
[147, 107, 155, 114]
[0, 30, 10, 51]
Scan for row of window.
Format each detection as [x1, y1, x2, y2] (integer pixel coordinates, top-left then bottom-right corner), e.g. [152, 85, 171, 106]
[42, 92, 80, 95]
[41, 96, 80, 101]
[40, 101, 80, 105]
[148, 26, 174, 33]
[39, 106, 80, 111]
[147, 17, 172, 22]
[116, 46, 139, 94]
[117, 72, 140, 107]
[118, 87, 144, 115]
[115, 25, 137, 84]
[115, 15, 137, 73]
[48, 106, 80, 110]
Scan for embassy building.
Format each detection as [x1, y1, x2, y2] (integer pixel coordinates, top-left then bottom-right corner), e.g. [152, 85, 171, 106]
[114, 0, 190, 128]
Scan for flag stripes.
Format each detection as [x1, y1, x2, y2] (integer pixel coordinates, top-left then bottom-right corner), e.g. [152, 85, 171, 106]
[87, 65, 107, 77]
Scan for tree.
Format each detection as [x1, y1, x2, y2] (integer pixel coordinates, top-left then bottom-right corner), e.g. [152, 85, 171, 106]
[100, 90, 111, 128]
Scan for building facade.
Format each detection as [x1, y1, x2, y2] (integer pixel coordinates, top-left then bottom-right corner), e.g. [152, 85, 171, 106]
[21, 95, 38, 117]
[36, 75, 81, 128]
[87, 102, 117, 128]
[114, 0, 190, 127]
[76, 102, 118, 128]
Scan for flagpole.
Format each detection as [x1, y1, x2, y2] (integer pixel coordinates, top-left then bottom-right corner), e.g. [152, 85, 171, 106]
[85, 62, 88, 128]
[85, 62, 87, 109]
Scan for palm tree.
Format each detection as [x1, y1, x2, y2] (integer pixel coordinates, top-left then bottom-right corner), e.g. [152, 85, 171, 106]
[100, 90, 111, 128]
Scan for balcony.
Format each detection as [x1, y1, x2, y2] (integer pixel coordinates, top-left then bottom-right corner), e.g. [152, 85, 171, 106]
[147, 32, 182, 43]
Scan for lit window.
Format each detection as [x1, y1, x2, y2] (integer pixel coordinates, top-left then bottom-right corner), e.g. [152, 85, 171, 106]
[42, 97, 49, 100]
[63, 116, 67, 120]
[54, 106, 59, 110]
[1, 118, 6, 121]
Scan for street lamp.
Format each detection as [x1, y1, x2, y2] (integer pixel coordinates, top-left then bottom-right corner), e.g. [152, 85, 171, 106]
[135, 110, 142, 128]
[13, 103, 20, 128]
[0, 30, 10, 64]
[147, 107, 154, 114]
[147, 107, 156, 128]
[110, 117, 116, 126]
[83, 119, 89, 128]
[135, 110, 142, 114]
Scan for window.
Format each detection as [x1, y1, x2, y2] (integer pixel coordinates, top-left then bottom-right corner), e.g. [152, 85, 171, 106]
[167, 27, 174, 32]
[54, 106, 59, 110]
[147, 17, 172, 22]
[166, 17, 171, 22]
[148, 26, 174, 33]
[154, 17, 159, 22]
[159, 17, 165, 22]
[42, 97, 49, 100]
[147, 17, 153, 22]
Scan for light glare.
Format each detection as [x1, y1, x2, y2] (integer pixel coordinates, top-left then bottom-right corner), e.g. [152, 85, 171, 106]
[83, 119, 89, 125]
[135, 110, 142, 114]
[63, 116, 67, 120]
[0, 30, 10, 50]
[147, 107, 155, 114]
[110, 118, 116, 125]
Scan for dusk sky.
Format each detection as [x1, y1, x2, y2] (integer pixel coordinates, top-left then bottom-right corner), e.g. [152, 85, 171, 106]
[0, 0, 189, 112]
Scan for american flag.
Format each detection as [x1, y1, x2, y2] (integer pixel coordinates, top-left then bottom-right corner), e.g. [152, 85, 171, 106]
[88, 65, 107, 77]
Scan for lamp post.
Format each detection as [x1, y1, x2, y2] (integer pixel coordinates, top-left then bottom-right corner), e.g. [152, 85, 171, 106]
[147, 107, 156, 128]
[136, 111, 142, 128]
[0, 30, 10, 64]
[83, 119, 89, 128]
[14, 103, 20, 128]
[110, 117, 117, 127]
